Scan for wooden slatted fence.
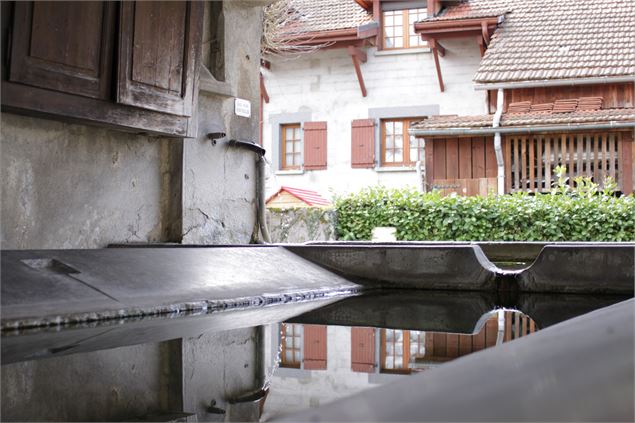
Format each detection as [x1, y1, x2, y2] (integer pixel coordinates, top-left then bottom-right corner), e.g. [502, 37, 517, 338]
[504, 132, 628, 193]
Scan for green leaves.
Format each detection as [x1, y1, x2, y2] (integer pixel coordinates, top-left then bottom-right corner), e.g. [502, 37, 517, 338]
[334, 186, 635, 242]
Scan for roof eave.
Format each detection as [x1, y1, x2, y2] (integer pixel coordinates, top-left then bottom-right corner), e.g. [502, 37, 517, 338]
[474, 75, 635, 91]
[410, 121, 635, 137]
[414, 16, 500, 35]
[278, 22, 378, 47]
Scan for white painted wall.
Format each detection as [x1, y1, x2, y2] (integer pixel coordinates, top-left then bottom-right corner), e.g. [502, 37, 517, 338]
[262, 38, 488, 199]
[262, 324, 404, 420]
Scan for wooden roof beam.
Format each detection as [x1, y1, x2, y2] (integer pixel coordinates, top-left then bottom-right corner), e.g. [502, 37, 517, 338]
[348, 46, 368, 97]
[476, 35, 485, 57]
[428, 38, 445, 92]
[481, 21, 491, 46]
[260, 72, 269, 104]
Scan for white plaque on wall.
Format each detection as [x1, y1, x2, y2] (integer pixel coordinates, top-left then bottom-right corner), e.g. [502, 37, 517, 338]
[234, 98, 251, 118]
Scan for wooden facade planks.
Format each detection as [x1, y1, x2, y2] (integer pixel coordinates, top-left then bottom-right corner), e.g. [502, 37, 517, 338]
[425, 137, 498, 196]
[488, 83, 635, 113]
[433, 138, 447, 179]
[458, 140, 472, 179]
[472, 137, 486, 178]
[446, 138, 459, 179]
[621, 131, 634, 194]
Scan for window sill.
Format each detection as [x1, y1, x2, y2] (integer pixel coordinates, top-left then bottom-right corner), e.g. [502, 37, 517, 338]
[374, 47, 431, 57]
[375, 166, 417, 173]
[275, 169, 305, 175]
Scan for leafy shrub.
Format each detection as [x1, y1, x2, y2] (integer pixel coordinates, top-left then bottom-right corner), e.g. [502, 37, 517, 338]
[334, 185, 635, 242]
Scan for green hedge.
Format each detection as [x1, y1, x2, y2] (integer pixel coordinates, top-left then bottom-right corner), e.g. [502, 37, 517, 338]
[335, 187, 635, 242]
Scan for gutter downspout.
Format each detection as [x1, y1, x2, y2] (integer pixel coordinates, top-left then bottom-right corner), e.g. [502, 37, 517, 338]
[493, 88, 505, 195]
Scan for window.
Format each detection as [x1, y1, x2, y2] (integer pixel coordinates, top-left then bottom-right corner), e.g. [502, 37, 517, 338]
[281, 124, 303, 170]
[281, 323, 302, 368]
[383, 8, 427, 49]
[381, 118, 425, 166]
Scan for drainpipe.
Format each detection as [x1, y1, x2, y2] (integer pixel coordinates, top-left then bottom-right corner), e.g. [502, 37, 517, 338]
[492, 88, 505, 195]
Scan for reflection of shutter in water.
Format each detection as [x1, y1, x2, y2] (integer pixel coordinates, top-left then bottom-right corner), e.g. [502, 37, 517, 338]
[351, 327, 375, 373]
[303, 325, 327, 370]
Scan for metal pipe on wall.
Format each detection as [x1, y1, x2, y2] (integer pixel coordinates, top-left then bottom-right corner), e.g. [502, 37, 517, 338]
[493, 88, 505, 195]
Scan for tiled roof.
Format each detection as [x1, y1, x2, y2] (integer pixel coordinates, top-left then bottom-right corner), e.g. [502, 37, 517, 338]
[412, 108, 635, 131]
[266, 186, 331, 207]
[422, 0, 511, 22]
[279, 0, 373, 36]
[422, 0, 635, 84]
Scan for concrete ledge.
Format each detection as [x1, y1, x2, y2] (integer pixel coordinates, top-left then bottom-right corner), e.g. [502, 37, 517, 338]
[284, 244, 499, 291]
[517, 244, 635, 294]
[1, 297, 342, 365]
[1, 248, 361, 329]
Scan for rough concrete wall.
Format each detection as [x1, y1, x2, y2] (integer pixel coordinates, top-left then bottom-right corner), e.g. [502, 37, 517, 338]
[182, 328, 260, 422]
[262, 39, 487, 197]
[0, 343, 164, 422]
[0, 113, 182, 249]
[266, 208, 336, 243]
[1, 2, 264, 421]
[182, 2, 262, 244]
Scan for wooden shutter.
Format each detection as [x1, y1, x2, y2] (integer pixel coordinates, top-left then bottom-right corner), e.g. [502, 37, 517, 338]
[303, 325, 327, 370]
[351, 327, 375, 373]
[117, 1, 203, 116]
[8, 2, 116, 100]
[303, 122, 327, 170]
[351, 119, 375, 168]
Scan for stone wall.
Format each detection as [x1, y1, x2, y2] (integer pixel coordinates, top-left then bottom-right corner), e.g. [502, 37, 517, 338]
[266, 208, 336, 243]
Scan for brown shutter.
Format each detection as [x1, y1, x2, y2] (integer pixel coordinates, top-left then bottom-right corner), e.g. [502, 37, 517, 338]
[117, 1, 203, 116]
[303, 122, 327, 170]
[8, 2, 116, 100]
[351, 119, 375, 168]
[351, 327, 375, 373]
[303, 325, 327, 370]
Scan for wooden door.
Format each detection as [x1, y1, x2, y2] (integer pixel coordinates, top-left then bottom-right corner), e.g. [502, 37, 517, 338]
[9, 1, 116, 99]
[117, 1, 203, 116]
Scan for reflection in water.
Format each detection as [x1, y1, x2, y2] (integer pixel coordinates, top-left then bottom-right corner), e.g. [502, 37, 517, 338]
[262, 310, 538, 420]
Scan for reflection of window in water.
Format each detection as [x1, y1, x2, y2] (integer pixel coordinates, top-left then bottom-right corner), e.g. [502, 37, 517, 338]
[380, 313, 538, 374]
[281, 323, 302, 368]
[381, 329, 426, 373]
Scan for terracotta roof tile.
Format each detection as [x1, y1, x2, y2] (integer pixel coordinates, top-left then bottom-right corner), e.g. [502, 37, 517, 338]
[279, 0, 373, 36]
[422, 0, 511, 21]
[471, 0, 635, 84]
[412, 108, 635, 130]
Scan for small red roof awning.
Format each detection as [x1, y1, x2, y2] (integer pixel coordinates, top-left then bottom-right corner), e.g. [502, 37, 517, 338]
[266, 186, 331, 207]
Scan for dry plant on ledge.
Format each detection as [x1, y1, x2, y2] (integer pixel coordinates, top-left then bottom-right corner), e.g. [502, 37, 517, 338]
[261, 0, 333, 58]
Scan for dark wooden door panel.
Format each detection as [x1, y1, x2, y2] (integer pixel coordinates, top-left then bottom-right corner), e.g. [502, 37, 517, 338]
[118, 1, 203, 117]
[9, 1, 115, 99]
